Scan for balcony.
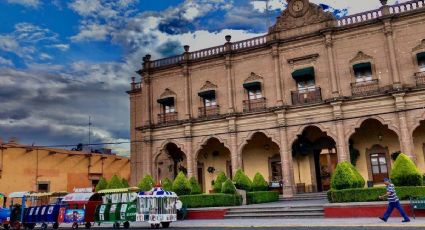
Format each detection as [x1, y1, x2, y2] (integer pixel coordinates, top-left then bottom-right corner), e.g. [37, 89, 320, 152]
[198, 105, 220, 118]
[243, 98, 267, 112]
[415, 71, 425, 88]
[351, 79, 380, 96]
[291, 87, 322, 105]
[157, 112, 178, 124]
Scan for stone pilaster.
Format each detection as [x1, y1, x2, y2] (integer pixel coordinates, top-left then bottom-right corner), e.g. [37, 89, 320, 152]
[184, 124, 194, 177]
[272, 44, 284, 106]
[383, 19, 402, 89]
[225, 55, 235, 113]
[332, 101, 349, 162]
[325, 32, 339, 97]
[228, 117, 239, 177]
[183, 45, 192, 120]
[394, 93, 416, 162]
[277, 111, 294, 197]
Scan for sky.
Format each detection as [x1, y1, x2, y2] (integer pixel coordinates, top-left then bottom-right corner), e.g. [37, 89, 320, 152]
[0, 0, 408, 156]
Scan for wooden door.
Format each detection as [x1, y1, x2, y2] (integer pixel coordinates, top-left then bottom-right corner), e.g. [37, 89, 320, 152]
[370, 153, 389, 183]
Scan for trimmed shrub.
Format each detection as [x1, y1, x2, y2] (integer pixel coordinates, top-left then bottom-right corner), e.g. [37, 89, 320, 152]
[252, 172, 268, 191]
[390, 153, 423, 186]
[162, 178, 173, 191]
[189, 176, 202, 195]
[331, 162, 364, 190]
[138, 175, 154, 191]
[233, 169, 252, 191]
[221, 179, 237, 194]
[107, 175, 124, 189]
[172, 172, 191, 196]
[213, 172, 228, 193]
[179, 194, 242, 208]
[121, 178, 129, 188]
[95, 177, 108, 192]
[327, 186, 425, 203]
[247, 191, 279, 204]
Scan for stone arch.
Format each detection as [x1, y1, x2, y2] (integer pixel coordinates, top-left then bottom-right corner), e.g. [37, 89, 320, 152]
[194, 135, 231, 159]
[238, 130, 280, 156]
[345, 116, 400, 142]
[410, 111, 425, 135]
[289, 124, 337, 148]
[154, 139, 187, 161]
[153, 140, 187, 181]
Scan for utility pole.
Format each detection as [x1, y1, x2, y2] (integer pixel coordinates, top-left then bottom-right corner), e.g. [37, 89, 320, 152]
[88, 116, 92, 151]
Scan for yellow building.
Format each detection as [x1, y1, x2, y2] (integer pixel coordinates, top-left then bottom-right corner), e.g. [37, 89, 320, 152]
[0, 140, 130, 195]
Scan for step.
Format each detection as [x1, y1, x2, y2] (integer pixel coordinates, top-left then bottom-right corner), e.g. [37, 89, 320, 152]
[279, 197, 327, 201]
[228, 206, 324, 212]
[226, 209, 324, 215]
[224, 212, 324, 219]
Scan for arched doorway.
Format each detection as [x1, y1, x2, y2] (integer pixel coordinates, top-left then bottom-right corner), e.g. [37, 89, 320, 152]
[412, 120, 425, 172]
[349, 119, 400, 185]
[292, 126, 337, 193]
[196, 138, 231, 193]
[241, 132, 281, 191]
[155, 143, 187, 182]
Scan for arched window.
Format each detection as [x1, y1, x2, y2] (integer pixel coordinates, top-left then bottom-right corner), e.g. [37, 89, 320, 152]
[417, 52, 425, 72]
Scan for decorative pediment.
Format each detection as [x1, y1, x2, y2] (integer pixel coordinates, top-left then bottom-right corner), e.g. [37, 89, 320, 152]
[412, 39, 425, 52]
[159, 88, 176, 99]
[350, 51, 373, 64]
[270, 0, 335, 32]
[245, 72, 263, 83]
[200, 81, 217, 91]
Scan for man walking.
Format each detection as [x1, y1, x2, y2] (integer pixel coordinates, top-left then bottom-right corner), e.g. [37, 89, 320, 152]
[379, 178, 410, 222]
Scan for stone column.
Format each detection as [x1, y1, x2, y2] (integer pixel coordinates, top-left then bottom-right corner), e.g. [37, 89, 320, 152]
[332, 101, 350, 162]
[184, 124, 194, 177]
[325, 32, 339, 97]
[277, 112, 294, 197]
[142, 54, 153, 125]
[225, 36, 235, 113]
[228, 117, 239, 177]
[383, 19, 401, 89]
[183, 46, 192, 119]
[394, 93, 416, 162]
[272, 44, 283, 106]
[144, 139, 153, 176]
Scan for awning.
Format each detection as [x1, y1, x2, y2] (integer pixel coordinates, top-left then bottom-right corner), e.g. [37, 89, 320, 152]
[9, 192, 32, 198]
[97, 187, 139, 194]
[353, 62, 372, 71]
[198, 90, 216, 99]
[157, 97, 174, 106]
[30, 191, 68, 197]
[62, 192, 95, 202]
[417, 52, 425, 60]
[243, 81, 261, 90]
[292, 67, 315, 81]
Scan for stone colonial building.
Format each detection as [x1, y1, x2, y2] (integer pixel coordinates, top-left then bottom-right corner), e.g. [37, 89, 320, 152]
[128, 0, 425, 196]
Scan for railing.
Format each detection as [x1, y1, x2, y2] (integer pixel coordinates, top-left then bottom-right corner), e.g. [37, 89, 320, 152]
[351, 79, 380, 96]
[190, 45, 227, 59]
[389, 0, 425, 14]
[157, 112, 178, 124]
[151, 55, 184, 68]
[337, 9, 382, 26]
[198, 105, 220, 118]
[130, 82, 141, 91]
[415, 71, 425, 87]
[291, 87, 322, 105]
[231, 35, 267, 51]
[243, 98, 267, 112]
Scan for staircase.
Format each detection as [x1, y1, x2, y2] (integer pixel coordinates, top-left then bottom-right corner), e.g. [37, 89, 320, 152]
[224, 192, 327, 219]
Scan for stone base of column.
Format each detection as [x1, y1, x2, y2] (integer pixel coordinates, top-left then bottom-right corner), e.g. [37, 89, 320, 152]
[392, 82, 402, 90]
[332, 91, 339, 98]
[282, 185, 294, 197]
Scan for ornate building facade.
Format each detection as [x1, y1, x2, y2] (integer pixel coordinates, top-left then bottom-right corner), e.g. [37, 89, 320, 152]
[128, 0, 425, 196]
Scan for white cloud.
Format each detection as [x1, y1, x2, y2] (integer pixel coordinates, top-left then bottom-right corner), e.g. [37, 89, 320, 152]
[68, 0, 102, 17]
[39, 53, 53, 60]
[0, 35, 19, 53]
[0, 57, 13, 66]
[6, 0, 40, 8]
[71, 23, 111, 42]
[47, 44, 70, 51]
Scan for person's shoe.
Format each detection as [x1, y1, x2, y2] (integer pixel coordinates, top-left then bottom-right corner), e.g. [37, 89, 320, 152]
[402, 219, 410, 223]
[379, 217, 387, 222]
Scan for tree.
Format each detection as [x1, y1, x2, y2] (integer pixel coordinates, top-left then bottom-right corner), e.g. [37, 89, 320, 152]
[107, 175, 124, 189]
[331, 162, 364, 190]
[172, 172, 191, 196]
[189, 176, 202, 195]
[138, 175, 155, 191]
[233, 169, 252, 191]
[390, 153, 423, 186]
[221, 179, 237, 194]
[95, 177, 108, 192]
[213, 172, 228, 193]
[252, 172, 269, 191]
[162, 178, 173, 191]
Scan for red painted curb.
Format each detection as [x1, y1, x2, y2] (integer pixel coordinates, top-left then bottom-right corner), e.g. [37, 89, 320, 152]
[187, 209, 228, 219]
[325, 204, 425, 218]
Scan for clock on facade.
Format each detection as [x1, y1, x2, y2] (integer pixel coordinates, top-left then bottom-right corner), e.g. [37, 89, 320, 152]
[292, 0, 304, 12]
[288, 0, 308, 18]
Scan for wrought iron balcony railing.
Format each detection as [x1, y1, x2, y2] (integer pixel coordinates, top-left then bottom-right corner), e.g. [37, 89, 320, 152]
[351, 79, 380, 96]
[415, 71, 425, 87]
[291, 87, 322, 105]
[157, 112, 178, 124]
[198, 105, 220, 118]
[243, 98, 267, 112]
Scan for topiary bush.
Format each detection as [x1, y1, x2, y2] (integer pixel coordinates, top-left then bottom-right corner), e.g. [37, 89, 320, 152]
[233, 169, 252, 191]
[252, 172, 269, 191]
[121, 178, 129, 188]
[179, 194, 242, 208]
[95, 177, 108, 192]
[213, 172, 228, 193]
[390, 153, 423, 186]
[172, 172, 191, 196]
[162, 178, 173, 191]
[138, 175, 155, 191]
[221, 179, 237, 194]
[107, 175, 124, 189]
[331, 162, 364, 190]
[189, 176, 202, 195]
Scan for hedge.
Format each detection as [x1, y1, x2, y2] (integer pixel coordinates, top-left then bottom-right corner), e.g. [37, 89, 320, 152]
[327, 186, 425, 203]
[221, 179, 237, 194]
[162, 178, 173, 191]
[390, 153, 423, 186]
[213, 172, 228, 193]
[107, 175, 124, 189]
[179, 194, 243, 208]
[172, 172, 191, 196]
[233, 169, 252, 191]
[247, 191, 279, 204]
[252, 172, 268, 191]
[138, 175, 154, 191]
[331, 162, 364, 190]
[189, 176, 202, 195]
[95, 177, 108, 192]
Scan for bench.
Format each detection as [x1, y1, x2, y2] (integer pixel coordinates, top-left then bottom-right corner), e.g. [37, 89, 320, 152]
[409, 197, 425, 219]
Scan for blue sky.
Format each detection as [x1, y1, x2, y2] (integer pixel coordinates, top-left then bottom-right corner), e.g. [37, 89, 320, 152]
[0, 0, 406, 155]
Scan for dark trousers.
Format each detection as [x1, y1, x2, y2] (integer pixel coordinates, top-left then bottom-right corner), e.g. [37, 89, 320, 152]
[382, 201, 410, 221]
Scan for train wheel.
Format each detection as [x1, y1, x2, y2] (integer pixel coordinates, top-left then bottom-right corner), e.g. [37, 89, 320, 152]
[72, 222, 78, 230]
[53, 223, 59, 229]
[161, 222, 170, 228]
[41, 223, 48, 230]
[84, 222, 91, 229]
[123, 221, 129, 229]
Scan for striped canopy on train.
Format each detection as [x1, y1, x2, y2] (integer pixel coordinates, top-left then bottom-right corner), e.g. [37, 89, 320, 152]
[138, 187, 177, 197]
